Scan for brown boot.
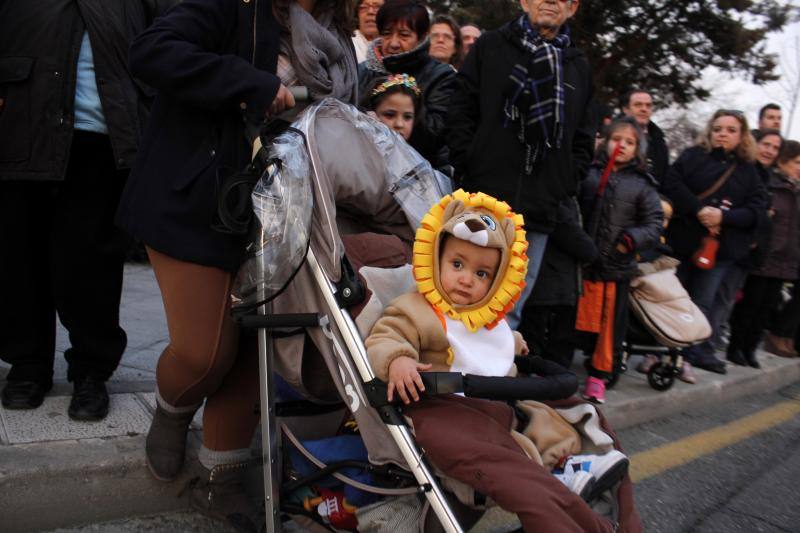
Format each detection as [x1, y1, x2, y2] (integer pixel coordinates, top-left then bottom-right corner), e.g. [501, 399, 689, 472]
[189, 461, 264, 533]
[145, 403, 199, 481]
[764, 333, 799, 358]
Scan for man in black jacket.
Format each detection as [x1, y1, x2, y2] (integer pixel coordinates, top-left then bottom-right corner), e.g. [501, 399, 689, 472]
[621, 88, 670, 186]
[0, 0, 173, 418]
[446, 0, 594, 328]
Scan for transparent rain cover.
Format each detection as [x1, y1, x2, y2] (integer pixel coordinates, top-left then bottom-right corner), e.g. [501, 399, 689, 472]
[294, 98, 452, 231]
[231, 130, 312, 308]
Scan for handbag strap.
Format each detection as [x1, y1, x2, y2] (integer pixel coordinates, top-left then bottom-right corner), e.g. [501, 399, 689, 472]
[697, 163, 737, 201]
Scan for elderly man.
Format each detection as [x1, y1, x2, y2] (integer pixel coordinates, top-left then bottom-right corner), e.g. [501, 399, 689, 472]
[621, 88, 669, 185]
[353, 0, 383, 63]
[460, 23, 481, 56]
[447, 0, 595, 329]
[758, 103, 782, 131]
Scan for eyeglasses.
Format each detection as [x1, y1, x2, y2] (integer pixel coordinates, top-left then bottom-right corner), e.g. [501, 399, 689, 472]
[431, 31, 455, 42]
[358, 2, 382, 12]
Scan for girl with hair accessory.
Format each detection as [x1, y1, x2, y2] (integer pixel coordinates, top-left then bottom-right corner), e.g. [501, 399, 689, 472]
[362, 73, 420, 140]
[577, 116, 663, 403]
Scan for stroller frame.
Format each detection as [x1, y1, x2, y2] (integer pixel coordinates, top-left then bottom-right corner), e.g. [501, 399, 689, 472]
[249, 246, 464, 533]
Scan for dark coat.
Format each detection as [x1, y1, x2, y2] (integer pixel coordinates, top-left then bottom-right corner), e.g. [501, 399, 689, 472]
[528, 198, 598, 307]
[358, 41, 457, 163]
[753, 171, 800, 280]
[662, 146, 769, 262]
[579, 161, 663, 281]
[646, 121, 669, 186]
[0, 0, 172, 181]
[445, 21, 595, 234]
[116, 0, 283, 272]
[739, 162, 775, 269]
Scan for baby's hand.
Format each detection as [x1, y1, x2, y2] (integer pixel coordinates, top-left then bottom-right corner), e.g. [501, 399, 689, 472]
[520, 339, 530, 356]
[387, 356, 432, 404]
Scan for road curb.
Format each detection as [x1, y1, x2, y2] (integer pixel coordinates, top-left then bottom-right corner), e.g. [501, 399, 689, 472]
[602, 354, 800, 430]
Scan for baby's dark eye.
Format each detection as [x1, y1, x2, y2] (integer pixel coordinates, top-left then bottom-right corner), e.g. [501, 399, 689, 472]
[477, 270, 489, 279]
[452, 260, 462, 269]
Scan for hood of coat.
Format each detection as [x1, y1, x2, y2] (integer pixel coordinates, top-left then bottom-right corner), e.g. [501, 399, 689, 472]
[363, 36, 433, 75]
[412, 189, 528, 332]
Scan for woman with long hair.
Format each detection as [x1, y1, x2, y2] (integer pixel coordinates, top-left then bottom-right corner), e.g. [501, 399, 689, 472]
[429, 14, 464, 68]
[661, 109, 769, 374]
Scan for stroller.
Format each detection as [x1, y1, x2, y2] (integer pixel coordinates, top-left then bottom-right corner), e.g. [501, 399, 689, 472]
[617, 255, 712, 391]
[230, 99, 641, 532]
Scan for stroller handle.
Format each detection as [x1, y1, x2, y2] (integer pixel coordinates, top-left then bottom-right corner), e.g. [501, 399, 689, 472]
[288, 86, 309, 103]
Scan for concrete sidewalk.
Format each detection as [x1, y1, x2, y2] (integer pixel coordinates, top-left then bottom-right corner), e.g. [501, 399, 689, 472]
[1, 264, 799, 532]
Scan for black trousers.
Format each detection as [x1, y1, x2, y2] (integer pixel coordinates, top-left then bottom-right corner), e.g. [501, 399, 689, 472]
[729, 275, 784, 356]
[0, 131, 129, 385]
[518, 304, 577, 369]
[770, 280, 800, 338]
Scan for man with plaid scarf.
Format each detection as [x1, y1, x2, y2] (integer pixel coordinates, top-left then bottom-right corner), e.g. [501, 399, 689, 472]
[446, 0, 595, 329]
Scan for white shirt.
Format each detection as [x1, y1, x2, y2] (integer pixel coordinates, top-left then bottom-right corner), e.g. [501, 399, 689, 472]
[444, 316, 515, 377]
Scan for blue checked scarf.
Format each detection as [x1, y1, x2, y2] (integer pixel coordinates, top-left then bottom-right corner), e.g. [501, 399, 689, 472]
[505, 15, 571, 174]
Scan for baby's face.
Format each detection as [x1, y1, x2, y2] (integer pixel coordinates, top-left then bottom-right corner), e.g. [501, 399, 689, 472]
[439, 237, 500, 306]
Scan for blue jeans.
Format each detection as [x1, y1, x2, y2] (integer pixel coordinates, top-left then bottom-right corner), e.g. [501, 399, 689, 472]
[506, 231, 549, 330]
[677, 260, 734, 364]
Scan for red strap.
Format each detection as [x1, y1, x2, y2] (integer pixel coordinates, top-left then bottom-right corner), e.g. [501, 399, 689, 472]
[596, 143, 622, 197]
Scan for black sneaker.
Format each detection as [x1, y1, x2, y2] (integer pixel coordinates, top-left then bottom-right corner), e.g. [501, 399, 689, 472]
[1, 380, 52, 409]
[68, 377, 110, 421]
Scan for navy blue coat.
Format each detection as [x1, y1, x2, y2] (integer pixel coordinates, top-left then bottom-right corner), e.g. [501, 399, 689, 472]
[116, 0, 282, 272]
[662, 146, 769, 263]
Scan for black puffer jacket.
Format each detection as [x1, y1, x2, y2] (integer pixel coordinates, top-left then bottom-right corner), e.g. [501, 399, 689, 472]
[662, 146, 769, 262]
[647, 121, 669, 186]
[358, 39, 457, 163]
[529, 198, 598, 306]
[0, 0, 173, 181]
[446, 20, 595, 234]
[579, 160, 663, 281]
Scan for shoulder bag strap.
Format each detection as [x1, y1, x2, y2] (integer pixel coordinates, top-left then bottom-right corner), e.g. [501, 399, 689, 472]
[697, 163, 737, 201]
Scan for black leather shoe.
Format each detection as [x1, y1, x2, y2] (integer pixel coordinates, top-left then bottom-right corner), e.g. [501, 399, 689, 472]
[1, 380, 52, 409]
[744, 350, 761, 369]
[68, 377, 109, 421]
[726, 349, 747, 366]
[694, 357, 727, 375]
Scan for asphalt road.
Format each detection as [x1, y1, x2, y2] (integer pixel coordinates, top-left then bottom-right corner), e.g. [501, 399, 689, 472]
[622, 382, 800, 533]
[45, 383, 800, 533]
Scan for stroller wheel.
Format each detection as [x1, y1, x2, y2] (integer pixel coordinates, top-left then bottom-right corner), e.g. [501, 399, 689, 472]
[647, 362, 675, 391]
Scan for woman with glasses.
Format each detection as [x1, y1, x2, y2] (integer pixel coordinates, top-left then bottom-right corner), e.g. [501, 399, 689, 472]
[429, 14, 464, 69]
[358, 0, 457, 164]
[661, 109, 769, 375]
[353, 0, 384, 63]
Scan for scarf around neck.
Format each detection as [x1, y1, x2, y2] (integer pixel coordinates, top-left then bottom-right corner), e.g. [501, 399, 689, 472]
[280, 3, 358, 104]
[505, 15, 571, 174]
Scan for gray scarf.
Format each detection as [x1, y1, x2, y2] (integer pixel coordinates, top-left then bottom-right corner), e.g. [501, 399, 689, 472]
[280, 3, 358, 104]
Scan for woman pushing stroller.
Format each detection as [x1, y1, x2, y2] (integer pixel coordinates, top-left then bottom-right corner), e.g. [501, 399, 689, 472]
[366, 190, 629, 533]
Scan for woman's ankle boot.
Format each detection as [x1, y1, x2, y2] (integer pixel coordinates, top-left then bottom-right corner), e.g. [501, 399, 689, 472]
[145, 402, 199, 481]
[189, 461, 264, 533]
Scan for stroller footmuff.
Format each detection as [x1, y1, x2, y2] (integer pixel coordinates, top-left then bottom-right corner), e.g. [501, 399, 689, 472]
[232, 99, 641, 532]
[626, 256, 711, 390]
